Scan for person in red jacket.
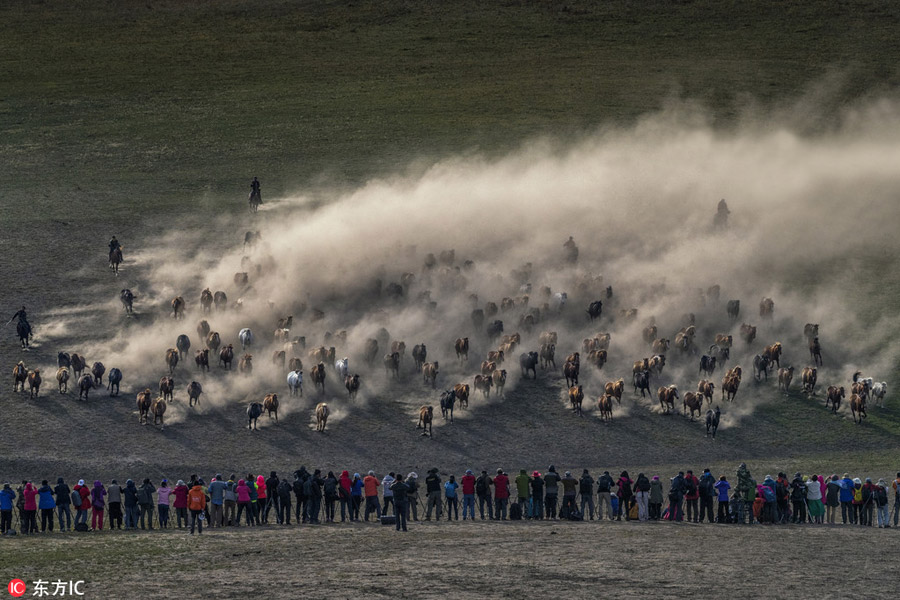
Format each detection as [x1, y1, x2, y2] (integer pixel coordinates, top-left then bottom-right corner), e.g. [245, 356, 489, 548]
[188, 482, 207, 535]
[173, 480, 189, 529]
[461, 470, 476, 520]
[493, 469, 510, 520]
[22, 482, 38, 534]
[73, 479, 91, 528]
[339, 470, 353, 522]
[684, 470, 700, 523]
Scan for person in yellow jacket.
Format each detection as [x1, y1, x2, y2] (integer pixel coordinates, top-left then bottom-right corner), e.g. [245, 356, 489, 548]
[188, 479, 207, 535]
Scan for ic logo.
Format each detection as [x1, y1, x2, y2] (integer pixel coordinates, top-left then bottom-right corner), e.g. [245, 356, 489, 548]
[7, 579, 26, 597]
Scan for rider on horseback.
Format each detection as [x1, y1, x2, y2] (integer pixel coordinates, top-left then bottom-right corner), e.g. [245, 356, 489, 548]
[250, 177, 261, 203]
[109, 236, 121, 253]
[11, 306, 28, 325]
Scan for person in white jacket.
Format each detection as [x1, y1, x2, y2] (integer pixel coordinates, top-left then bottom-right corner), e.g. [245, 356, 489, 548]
[382, 473, 395, 516]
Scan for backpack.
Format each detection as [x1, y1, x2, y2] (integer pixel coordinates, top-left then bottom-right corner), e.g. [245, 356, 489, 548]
[699, 477, 714, 497]
[188, 489, 204, 510]
[762, 486, 776, 503]
[475, 477, 487, 495]
[875, 487, 888, 507]
[71, 490, 82, 507]
[628, 502, 639, 520]
[509, 503, 522, 520]
[567, 508, 583, 522]
[637, 478, 651, 492]
[684, 478, 696, 496]
[74, 522, 89, 532]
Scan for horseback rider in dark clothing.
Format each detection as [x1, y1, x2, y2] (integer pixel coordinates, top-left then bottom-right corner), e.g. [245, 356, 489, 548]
[109, 237, 121, 253]
[11, 306, 28, 326]
[714, 199, 730, 229]
[250, 177, 261, 202]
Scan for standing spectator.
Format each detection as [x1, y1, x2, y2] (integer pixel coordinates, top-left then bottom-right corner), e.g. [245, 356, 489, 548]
[404, 473, 418, 522]
[840, 473, 855, 524]
[515, 469, 531, 517]
[338, 470, 352, 523]
[825, 475, 841, 525]
[172, 480, 189, 528]
[265, 472, 280, 524]
[475, 470, 493, 520]
[90, 481, 105, 531]
[277, 477, 293, 525]
[107, 479, 122, 530]
[246, 474, 260, 525]
[54, 477, 72, 532]
[123, 479, 139, 530]
[714, 476, 731, 523]
[616, 471, 634, 521]
[561, 471, 578, 518]
[543, 466, 560, 520]
[236, 479, 253, 526]
[790, 473, 807, 524]
[742, 475, 758, 524]
[806, 475, 823, 524]
[596, 471, 614, 521]
[351, 473, 364, 521]
[305, 469, 324, 524]
[444, 475, 459, 520]
[255, 475, 268, 524]
[852, 478, 864, 525]
[293, 469, 308, 523]
[156, 480, 172, 529]
[137, 478, 156, 530]
[683, 470, 699, 523]
[876, 478, 890, 528]
[698, 468, 716, 524]
[775, 473, 790, 524]
[862, 477, 878, 527]
[38, 480, 56, 532]
[425, 469, 442, 521]
[0, 483, 15, 534]
[323, 471, 339, 523]
[494, 469, 510, 520]
[207, 475, 226, 527]
[22, 482, 38, 534]
[633, 473, 650, 522]
[530, 471, 544, 520]
[364, 470, 382, 521]
[188, 480, 206, 535]
[461, 470, 476, 521]
[382, 472, 396, 516]
[648, 476, 663, 521]
[223, 477, 237, 526]
[579, 470, 595, 520]
[892, 472, 900, 527]
[74, 479, 90, 528]
[667, 472, 686, 521]
[390, 474, 410, 532]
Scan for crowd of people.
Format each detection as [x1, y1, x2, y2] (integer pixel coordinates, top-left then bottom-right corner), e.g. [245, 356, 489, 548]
[2, 464, 898, 535]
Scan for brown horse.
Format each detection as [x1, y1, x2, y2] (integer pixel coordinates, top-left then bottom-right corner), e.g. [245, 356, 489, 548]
[416, 405, 433, 436]
[455, 337, 469, 362]
[474, 374, 492, 399]
[91, 362, 105, 387]
[239, 354, 253, 375]
[763, 342, 783, 369]
[77, 375, 93, 400]
[151, 397, 167, 427]
[309, 346, 329, 364]
[345, 374, 360, 399]
[597, 394, 613, 422]
[171, 296, 185, 319]
[826, 385, 844, 413]
[809, 337, 823, 366]
[187, 381, 203, 407]
[71, 354, 87, 379]
[453, 383, 470, 409]
[850, 393, 867, 424]
[13, 362, 27, 392]
[422, 362, 439, 388]
[390, 341, 406, 364]
[568, 385, 584, 416]
[777, 367, 794, 392]
[383, 353, 400, 379]
[197, 320, 211, 340]
[492, 369, 507, 397]
[165, 349, 179, 374]
[540, 343, 556, 369]
[136, 389, 152, 424]
[486, 350, 505, 365]
[159, 376, 174, 401]
[27, 370, 41, 399]
[697, 380, 715, 405]
[604, 379, 624, 405]
[316, 402, 329, 432]
[195, 349, 210, 371]
[658, 385, 679, 414]
[481, 360, 497, 376]
[801, 366, 817, 395]
[288, 357, 303, 372]
[109, 247, 123, 274]
[206, 331, 221, 353]
[683, 392, 703, 421]
[564, 360, 579, 387]
[56, 367, 69, 393]
[219, 344, 234, 369]
[263, 393, 279, 421]
[721, 375, 740, 402]
[311, 362, 326, 393]
[200, 288, 213, 313]
[272, 350, 286, 371]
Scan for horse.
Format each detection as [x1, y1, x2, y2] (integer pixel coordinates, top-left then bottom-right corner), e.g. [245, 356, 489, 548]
[311, 363, 326, 393]
[605, 379, 624, 405]
[197, 320, 211, 340]
[390, 341, 406, 364]
[27, 370, 41, 399]
[657, 385, 679, 414]
[455, 337, 469, 362]
[722, 375, 740, 402]
[315, 402, 329, 432]
[520, 352, 538, 379]
[850, 394, 867, 424]
[698, 380, 715, 405]
[239, 328, 254, 351]
[56, 367, 69, 393]
[159, 376, 174, 402]
[334, 357, 349, 379]
[247, 402, 263, 430]
[739, 323, 757, 345]
[219, 344, 234, 369]
[171, 296, 185, 319]
[243, 230, 261, 251]
[345, 374, 360, 399]
[564, 360, 579, 387]
[91, 362, 105, 387]
[777, 367, 794, 392]
[801, 367, 817, 395]
[57, 352, 71, 372]
[200, 288, 213, 313]
[263, 393, 279, 422]
[474, 374, 492, 399]
[136, 390, 152, 424]
[706, 407, 721, 438]
[288, 357, 303, 372]
[809, 337, 822, 366]
[752, 355, 769, 381]
[492, 369, 507, 397]
[109, 247, 123, 274]
[239, 354, 253, 375]
[412, 344, 427, 372]
[165, 348, 179, 374]
[759, 297, 775, 319]
[683, 392, 703, 421]
[587, 300, 603, 322]
[214, 291, 227, 312]
[364, 339, 379, 366]
[71, 354, 87, 378]
[569, 385, 584, 416]
[597, 394, 613, 422]
[16, 321, 31, 348]
[249, 190, 261, 212]
[120, 289, 134, 314]
[453, 383, 470, 409]
[440, 389, 456, 422]
[825, 386, 845, 413]
[416, 405, 433, 436]
[77, 374, 93, 400]
[762, 342, 782, 369]
[207, 332, 221, 354]
[871, 382, 888, 408]
[633, 370, 651, 398]
[804, 323, 819, 341]
[187, 381, 203, 407]
[287, 370, 303, 397]
[107, 368, 122, 396]
[383, 353, 400, 379]
[726, 299, 740, 320]
[151, 397, 167, 428]
[173, 335, 191, 360]
[195, 349, 210, 371]
[699, 355, 717, 377]
[540, 343, 556, 370]
[13, 362, 27, 392]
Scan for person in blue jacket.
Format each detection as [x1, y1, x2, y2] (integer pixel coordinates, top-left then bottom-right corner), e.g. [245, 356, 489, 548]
[0, 483, 16, 533]
[351, 473, 364, 521]
[123, 479, 139, 530]
[840, 473, 855, 524]
[714, 476, 731, 523]
[38, 480, 56, 532]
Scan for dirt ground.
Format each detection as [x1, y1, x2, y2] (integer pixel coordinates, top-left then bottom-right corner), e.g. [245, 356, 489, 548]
[1, 520, 897, 599]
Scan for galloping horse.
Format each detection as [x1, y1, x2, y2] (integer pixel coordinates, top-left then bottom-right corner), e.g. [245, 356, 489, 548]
[16, 321, 32, 348]
[109, 247, 123, 274]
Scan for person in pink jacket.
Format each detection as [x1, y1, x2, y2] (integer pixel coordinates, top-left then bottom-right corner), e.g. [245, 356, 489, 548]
[236, 479, 253, 526]
[22, 482, 38, 534]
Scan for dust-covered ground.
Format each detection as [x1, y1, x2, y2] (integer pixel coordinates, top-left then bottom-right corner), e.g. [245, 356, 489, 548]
[1, 522, 898, 599]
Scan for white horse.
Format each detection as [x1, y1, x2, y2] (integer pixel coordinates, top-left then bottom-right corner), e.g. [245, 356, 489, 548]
[335, 357, 349, 379]
[552, 292, 568, 311]
[287, 370, 303, 396]
[871, 381, 887, 408]
[239, 328, 254, 351]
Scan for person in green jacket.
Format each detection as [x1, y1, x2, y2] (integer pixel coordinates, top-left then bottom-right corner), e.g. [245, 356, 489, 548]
[515, 470, 531, 518]
[648, 476, 664, 520]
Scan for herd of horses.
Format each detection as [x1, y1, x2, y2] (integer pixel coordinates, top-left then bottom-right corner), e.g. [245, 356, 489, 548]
[11, 234, 891, 441]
